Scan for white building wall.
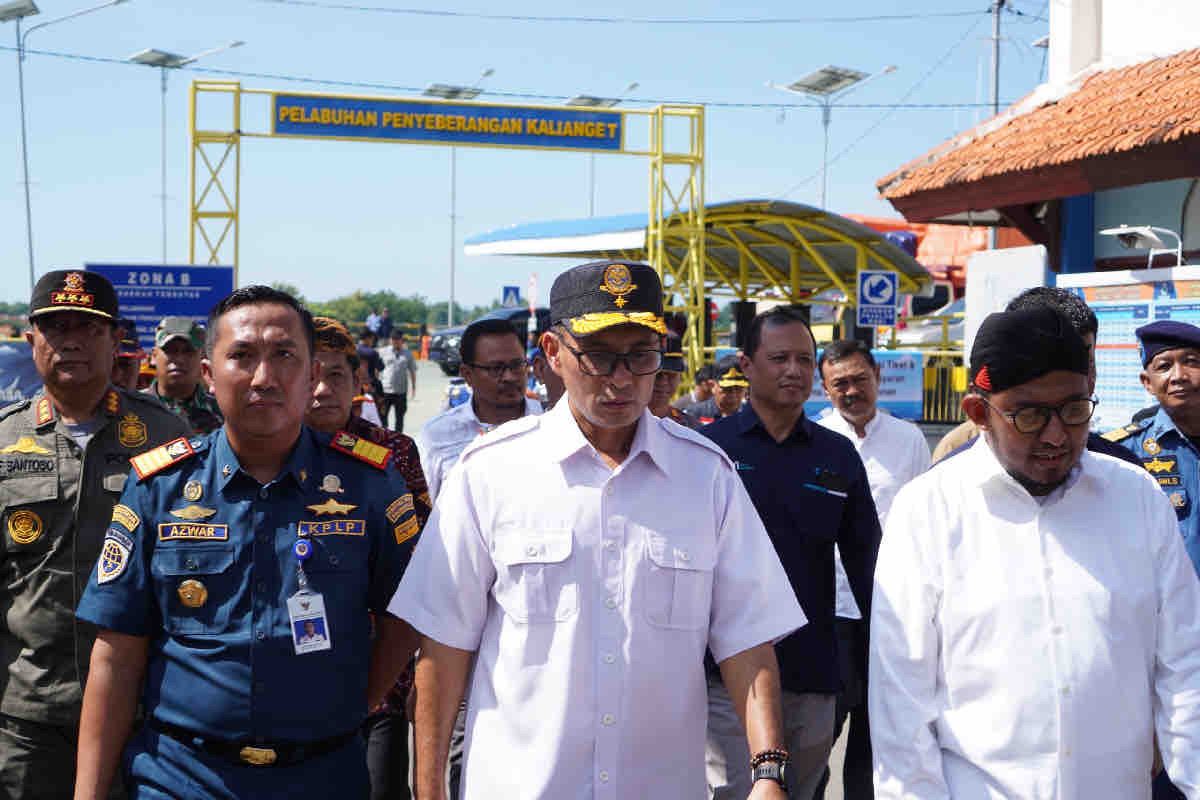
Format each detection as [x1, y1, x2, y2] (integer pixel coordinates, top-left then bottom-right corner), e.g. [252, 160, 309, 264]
[1050, 0, 1200, 84]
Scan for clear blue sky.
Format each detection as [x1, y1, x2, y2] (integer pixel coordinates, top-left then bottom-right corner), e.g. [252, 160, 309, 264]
[0, 0, 1049, 310]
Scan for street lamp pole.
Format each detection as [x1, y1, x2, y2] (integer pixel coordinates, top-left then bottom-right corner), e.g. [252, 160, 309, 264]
[130, 41, 243, 264]
[424, 68, 493, 327]
[770, 64, 895, 210]
[5, 0, 129, 294]
[567, 82, 638, 217]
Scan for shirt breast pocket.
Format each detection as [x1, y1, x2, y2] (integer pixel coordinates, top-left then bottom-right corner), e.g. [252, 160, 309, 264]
[640, 531, 716, 631]
[492, 528, 578, 623]
[152, 547, 239, 636]
[0, 476, 60, 556]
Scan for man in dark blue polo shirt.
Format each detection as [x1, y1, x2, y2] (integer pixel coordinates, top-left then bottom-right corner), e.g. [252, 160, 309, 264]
[702, 305, 881, 800]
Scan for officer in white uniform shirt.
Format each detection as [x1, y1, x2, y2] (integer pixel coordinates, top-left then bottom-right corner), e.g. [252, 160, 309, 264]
[870, 307, 1200, 798]
[416, 317, 542, 502]
[816, 338, 930, 800]
[392, 260, 806, 800]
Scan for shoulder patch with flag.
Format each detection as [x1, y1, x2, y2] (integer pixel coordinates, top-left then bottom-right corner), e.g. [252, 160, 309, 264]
[330, 430, 391, 470]
[130, 437, 196, 480]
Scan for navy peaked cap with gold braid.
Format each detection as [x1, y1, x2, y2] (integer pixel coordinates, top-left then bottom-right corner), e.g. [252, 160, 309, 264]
[549, 260, 667, 337]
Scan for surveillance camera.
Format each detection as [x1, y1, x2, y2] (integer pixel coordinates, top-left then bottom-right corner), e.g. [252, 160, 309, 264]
[1117, 232, 1142, 249]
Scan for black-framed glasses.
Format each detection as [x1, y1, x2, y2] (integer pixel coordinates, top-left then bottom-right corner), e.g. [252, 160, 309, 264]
[464, 359, 528, 378]
[557, 341, 663, 376]
[980, 396, 1098, 434]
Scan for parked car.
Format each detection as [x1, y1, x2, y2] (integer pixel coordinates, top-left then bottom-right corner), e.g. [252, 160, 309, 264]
[894, 297, 965, 347]
[429, 306, 551, 376]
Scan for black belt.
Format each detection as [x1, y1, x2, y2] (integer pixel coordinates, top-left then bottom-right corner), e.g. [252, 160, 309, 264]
[148, 718, 357, 767]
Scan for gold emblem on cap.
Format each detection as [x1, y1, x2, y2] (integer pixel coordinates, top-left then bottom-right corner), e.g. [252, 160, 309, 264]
[177, 579, 208, 608]
[7, 510, 43, 545]
[183, 480, 203, 501]
[64, 272, 85, 291]
[1143, 437, 1161, 455]
[320, 474, 344, 494]
[118, 413, 148, 448]
[599, 263, 637, 309]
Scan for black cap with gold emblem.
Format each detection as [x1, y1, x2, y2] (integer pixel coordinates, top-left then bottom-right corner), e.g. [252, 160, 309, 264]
[29, 270, 119, 321]
[661, 334, 686, 373]
[549, 260, 667, 337]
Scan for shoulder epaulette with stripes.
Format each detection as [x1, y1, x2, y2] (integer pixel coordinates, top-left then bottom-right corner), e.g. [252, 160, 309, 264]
[331, 430, 391, 470]
[130, 437, 196, 480]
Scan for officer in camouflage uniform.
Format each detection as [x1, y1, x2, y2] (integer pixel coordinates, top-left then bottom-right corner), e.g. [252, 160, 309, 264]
[146, 316, 223, 435]
[0, 270, 189, 799]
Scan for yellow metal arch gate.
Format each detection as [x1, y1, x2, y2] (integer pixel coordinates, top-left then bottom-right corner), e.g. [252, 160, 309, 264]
[188, 80, 706, 371]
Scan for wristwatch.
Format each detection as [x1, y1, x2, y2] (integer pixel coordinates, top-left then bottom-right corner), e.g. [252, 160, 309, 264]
[752, 759, 788, 791]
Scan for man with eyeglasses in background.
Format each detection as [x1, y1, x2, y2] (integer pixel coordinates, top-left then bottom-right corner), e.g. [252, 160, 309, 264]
[416, 318, 542, 504]
[393, 260, 804, 800]
[871, 307, 1200, 798]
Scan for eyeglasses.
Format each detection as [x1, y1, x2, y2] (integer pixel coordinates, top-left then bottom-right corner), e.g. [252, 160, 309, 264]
[464, 359, 528, 378]
[980, 396, 1098, 434]
[557, 341, 663, 376]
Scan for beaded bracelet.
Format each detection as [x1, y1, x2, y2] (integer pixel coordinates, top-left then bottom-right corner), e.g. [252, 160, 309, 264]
[750, 748, 790, 768]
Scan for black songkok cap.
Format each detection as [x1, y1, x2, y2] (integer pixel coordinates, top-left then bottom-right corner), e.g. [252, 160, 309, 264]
[1135, 320, 1200, 367]
[969, 307, 1088, 392]
[30, 270, 118, 321]
[549, 260, 667, 337]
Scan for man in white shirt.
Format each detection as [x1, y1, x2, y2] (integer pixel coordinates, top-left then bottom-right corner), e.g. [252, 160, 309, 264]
[871, 307, 1200, 798]
[378, 329, 418, 432]
[817, 338, 930, 800]
[393, 261, 806, 800]
[416, 318, 542, 502]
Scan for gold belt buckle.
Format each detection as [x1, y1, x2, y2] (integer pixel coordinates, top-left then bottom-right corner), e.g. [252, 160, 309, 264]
[238, 746, 278, 766]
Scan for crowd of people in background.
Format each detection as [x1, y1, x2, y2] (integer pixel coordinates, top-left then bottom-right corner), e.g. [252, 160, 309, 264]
[2, 265, 1200, 799]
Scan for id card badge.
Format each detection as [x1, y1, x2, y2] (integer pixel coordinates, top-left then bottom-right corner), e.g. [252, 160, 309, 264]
[287, 591, 333, 655]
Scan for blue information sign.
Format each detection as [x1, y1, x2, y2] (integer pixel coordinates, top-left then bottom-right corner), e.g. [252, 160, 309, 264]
[857, 269, 899, 327]
[86, 264, 234, 350]
[273, 94, 623, 152]
[805, 349, 925, 421]
[501, 286, 521, 307]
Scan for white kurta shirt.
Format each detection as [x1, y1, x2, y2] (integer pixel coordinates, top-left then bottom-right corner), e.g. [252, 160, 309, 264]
[818, 409, 931, 619]
[415, 395, 543, 502]
[870, 438, 1200, 799]
[391, 399, 805, 800]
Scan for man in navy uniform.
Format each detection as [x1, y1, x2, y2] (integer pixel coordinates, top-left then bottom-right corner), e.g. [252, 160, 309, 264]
[74, 286, 420, 799]
[1107, 319, 1200, 800]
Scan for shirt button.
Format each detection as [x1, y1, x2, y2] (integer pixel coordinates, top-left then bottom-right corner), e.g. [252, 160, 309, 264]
[601, 713, 615, 726]
[185, 558, 198, 571]
[604, 597, 618, 609]
[1051, 625, 1064, 635]
[257, 581, 267, 593]
[259, 488, 269, 500]
[1044, 567, 1054, 577]
[256, 630, 267, 641]
[605, 540, 618, 552]
[678, 550, 690, 562]
[603, 653, 615, 664]
[526, 545, 539, 557]
[599, 770, 610, 782]
[1061, 686, 1071, 696]
[605, 486, 614, 496]
[329, 555, 340, 567]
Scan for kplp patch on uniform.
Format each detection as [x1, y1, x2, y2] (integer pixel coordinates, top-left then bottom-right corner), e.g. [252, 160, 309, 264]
[297, 519, 365, 537]
[98, 530, 133, 584]
[158, 523, 229, 541]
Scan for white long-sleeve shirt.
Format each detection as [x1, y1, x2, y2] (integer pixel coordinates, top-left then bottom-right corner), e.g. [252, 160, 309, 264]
[870, 437, 1200, 799]
[818, 409, 931, 619]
